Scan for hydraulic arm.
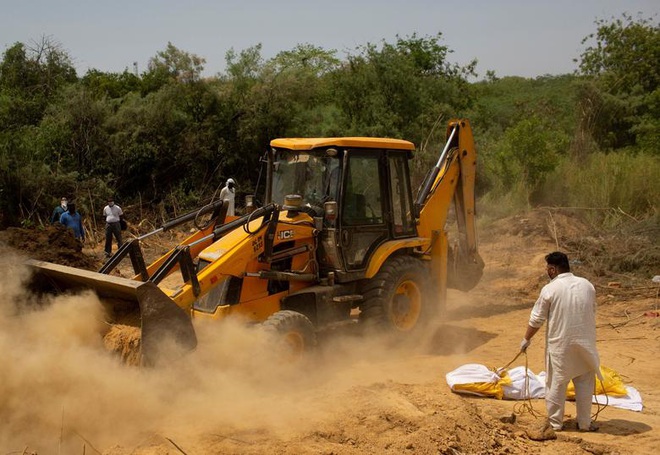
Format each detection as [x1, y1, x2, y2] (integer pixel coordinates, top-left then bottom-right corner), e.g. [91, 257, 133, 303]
[416, 119, 484, 291]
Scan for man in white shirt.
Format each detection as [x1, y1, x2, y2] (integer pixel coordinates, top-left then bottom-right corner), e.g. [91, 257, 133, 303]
[520, 251, 601, 437]
[219, 178, 236, 216]
[102, 197, 124, 258]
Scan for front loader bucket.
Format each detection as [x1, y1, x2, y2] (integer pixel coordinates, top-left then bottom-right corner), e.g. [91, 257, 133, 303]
[26, 259, 197, 365]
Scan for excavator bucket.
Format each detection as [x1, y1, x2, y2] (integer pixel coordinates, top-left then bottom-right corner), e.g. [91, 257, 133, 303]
[26, 259, 197, 366]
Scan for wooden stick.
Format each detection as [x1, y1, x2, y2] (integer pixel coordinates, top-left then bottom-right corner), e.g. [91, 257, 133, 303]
[597, 337, 645, 341]
[71, 431, 102, 455]
[166, 437, 189, 455]
[617, 206, 640, 222]
[88, 189, 98, 234]
[606, 312, 646, 329]
[544, 209, 559, 249]
[210, 433, 254, 445]
[59, 406, 64, 455]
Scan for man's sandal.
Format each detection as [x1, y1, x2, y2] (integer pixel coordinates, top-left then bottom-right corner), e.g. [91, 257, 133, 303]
[579, 422, 599, 432]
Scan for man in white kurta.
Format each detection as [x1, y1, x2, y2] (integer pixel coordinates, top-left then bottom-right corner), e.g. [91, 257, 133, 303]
[219, 178, 236, 216]
[520, 251, 601, 432]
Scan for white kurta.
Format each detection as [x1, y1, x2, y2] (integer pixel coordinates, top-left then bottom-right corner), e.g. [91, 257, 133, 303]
[219, 186, 235, 216]
[529, 272, 601, 383]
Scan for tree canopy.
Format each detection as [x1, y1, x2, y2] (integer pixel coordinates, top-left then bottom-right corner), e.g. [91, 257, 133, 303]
[576, 13, 659, 153]
[0, 17, 658, 228]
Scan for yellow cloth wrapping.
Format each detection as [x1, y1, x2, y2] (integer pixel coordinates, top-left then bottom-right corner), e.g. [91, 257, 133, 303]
[566, 365, 627, 398]
[451, 370, 513, 400]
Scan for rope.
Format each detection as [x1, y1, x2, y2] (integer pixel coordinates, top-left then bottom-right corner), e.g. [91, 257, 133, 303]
[497, 350, 522, 373]
[496, 350, 610, 423]
[511, 352, 541, 418]
[495, 350, 541, 418]
[592, 377, 609, 422]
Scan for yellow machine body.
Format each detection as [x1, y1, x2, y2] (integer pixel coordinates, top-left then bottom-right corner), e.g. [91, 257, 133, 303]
[28, 120, 483, 363]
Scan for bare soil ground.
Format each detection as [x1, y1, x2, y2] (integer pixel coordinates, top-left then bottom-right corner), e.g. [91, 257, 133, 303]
[0, 209, 658, 455]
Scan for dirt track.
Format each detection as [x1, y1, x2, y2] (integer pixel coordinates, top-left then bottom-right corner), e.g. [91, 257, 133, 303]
[0, 210, 658, 454]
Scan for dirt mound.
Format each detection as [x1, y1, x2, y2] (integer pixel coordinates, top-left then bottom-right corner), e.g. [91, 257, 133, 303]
[483, 208, 592, 243]
[564, 224, 660, 281]
[0, 224, 101, 270]
[484, 208, 658, 285]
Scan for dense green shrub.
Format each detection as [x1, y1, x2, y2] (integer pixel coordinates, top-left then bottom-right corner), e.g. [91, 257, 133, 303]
[542, 151, 659, 220]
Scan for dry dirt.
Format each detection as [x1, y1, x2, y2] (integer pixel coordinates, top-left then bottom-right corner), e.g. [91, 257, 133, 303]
[0, 209, 658, 455]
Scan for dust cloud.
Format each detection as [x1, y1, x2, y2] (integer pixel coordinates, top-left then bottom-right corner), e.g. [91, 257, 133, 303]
[0, 251, 448, 454]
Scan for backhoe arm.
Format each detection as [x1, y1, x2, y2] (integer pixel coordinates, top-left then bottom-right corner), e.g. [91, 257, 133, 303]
[416, 119, 484, 291]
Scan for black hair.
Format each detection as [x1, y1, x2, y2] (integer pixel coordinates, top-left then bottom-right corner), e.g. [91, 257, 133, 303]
[67, 202, 76, 213]
[545, 251, 570, 272]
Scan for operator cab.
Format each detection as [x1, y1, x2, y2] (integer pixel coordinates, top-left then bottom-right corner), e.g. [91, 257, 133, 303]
[268, 138, 417, 281]
[269, 146, 340, 217]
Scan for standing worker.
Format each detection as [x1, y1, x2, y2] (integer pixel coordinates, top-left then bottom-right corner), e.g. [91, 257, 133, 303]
[102, 197, 123, 258]
[219, 178, 236, 216]
[520, 251, 601, 439]
[59, 202, 85, 241]
[51, 197, 68, 223]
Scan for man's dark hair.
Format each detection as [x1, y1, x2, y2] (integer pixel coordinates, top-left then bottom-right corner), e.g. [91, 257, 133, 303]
[67, 203, 76, 213]
[545, 251, 570, 272]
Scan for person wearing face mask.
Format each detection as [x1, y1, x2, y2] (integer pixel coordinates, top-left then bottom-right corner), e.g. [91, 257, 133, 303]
[102, 197, 124, 258]
[51, 197, 68, 223]
[520, 251, 601, 439]
[219, 178, 236, 216]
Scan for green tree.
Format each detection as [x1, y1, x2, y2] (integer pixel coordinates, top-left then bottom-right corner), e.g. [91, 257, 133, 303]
[577, 14, 659, 153]
[148, 42, 206, 83]
[331, 33, 476, 141]
[216, 44, 268, 182]
[140, 42, 206, 95]
[38, 85, 110, 175]
[269, 45, 341, 137]
[81, 69, 142, 99]
[0, 38, 77, 127]
[0, 37, 78, 226]
[489, 116, 567, 203]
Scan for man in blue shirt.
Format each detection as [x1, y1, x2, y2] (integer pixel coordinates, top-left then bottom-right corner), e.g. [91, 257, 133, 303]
[59, 202, 85, 241]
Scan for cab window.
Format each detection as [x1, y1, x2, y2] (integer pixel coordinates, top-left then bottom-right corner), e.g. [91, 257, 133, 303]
[342, 154, 383, 225]
[388, 154, 415, 236]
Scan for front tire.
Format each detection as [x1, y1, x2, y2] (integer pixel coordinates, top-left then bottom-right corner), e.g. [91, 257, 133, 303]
[262, 310, 317, 360]
[359, 255, 433, 333]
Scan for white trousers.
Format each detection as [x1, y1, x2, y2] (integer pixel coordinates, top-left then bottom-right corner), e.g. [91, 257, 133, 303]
[545, 359, 595, 430]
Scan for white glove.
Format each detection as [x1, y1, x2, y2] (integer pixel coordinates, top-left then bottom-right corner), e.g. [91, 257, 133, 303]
[520, 338, 531, 352]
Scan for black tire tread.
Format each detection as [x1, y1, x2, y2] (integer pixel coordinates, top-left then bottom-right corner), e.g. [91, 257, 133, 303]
[359, 255, 431, 331]
[262, 310, 317, 348]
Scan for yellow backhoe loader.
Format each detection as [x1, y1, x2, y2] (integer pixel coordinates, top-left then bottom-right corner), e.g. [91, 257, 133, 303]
[28, 119, 484, 365]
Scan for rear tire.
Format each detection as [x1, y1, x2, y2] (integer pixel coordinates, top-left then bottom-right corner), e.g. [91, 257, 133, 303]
[262, 310, 317, 360]
[359, 255, 433, 333]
